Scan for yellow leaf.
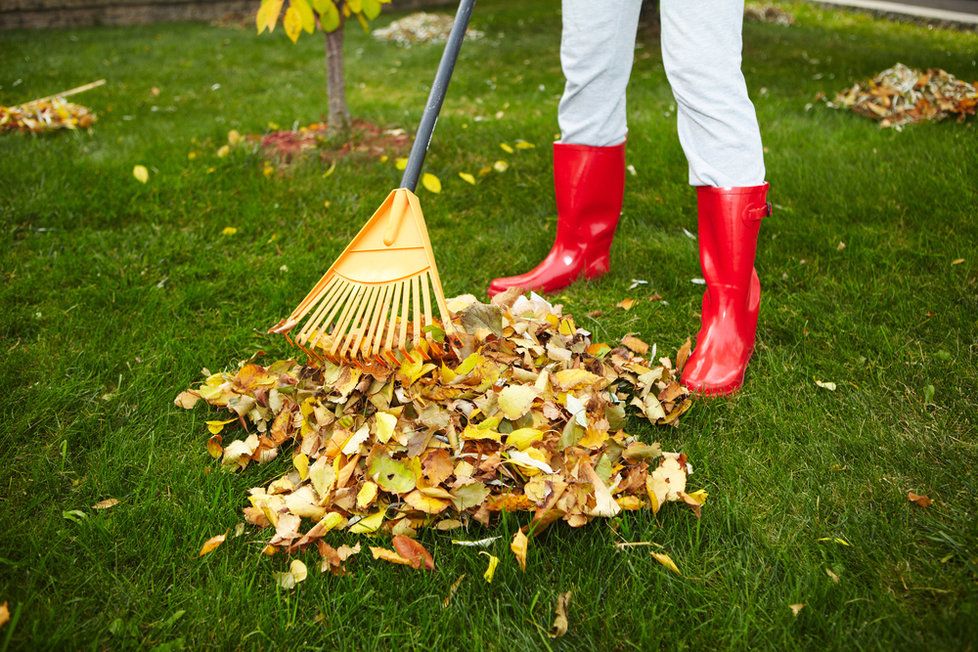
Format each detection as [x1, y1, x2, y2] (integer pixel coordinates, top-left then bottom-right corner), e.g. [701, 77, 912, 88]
[499, 142, 514, 153]
[373, 411, 398, 443]
[549, 591, 572, 638]
[395, 157, 408, 170]
[198, 533, 226, 557]
[498, 384, 539, 420]
[510, 528, 528, 572]
[293, 453, 309, 480]
[421, 172, 442, 193]
[404, 489, 451, 514]
[132, 165, 149, 183]
[0, 602, 8, 630]
[206, 418, 235, 435]
[789, 603, 805, 617]
[458, 172, 476, 185]
[221, 226, 238, 236]
[227, 129, 242, 145]
[291, 0, 315, 33]
[274, 559, 308, 588]
[514, 139, 535, 149]
[356, 481, 378, 509]
[480, 551, 500, 582]
[651, 551, 681, 575]
[505, 427, 543, 450]
[554, 368, 602, 391]
[216, 144, 230, 158]
[370, 546, 412, 566]
[493, 160, 509, 172]
[256, 0, 284, 33]
[283, 5, 302, 43]
[91, 498, 119, 510]
[617, 298, 635, 310]
[506, 448, 553, 476]
[349, 511, 384, 534]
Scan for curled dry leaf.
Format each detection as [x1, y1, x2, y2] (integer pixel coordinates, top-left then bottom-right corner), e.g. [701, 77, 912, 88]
[511, 528, 529, 572]
[443, 574, 465, 607]
[274, 559, 308, 589]
[789, 603, 805, 617]
[0, 602, 8, 629]
[907, 491, 933, 508]
[549, 591, 572, 638]
[198, 533, 227, 557]
[480, 551, 500, 583]
[651, 551, 681, 575]
[91, 498, 119, 510]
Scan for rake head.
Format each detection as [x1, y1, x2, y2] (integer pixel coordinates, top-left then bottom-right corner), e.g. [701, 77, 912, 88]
[270, 188, 456, 370]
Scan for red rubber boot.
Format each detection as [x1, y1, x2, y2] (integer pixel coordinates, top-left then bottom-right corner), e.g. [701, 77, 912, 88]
[680, 184, 772, 395]
[487, 141, 625, 297]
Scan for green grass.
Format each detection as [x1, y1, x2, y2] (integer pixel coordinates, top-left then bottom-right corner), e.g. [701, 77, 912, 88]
[1, 1, 977, 648]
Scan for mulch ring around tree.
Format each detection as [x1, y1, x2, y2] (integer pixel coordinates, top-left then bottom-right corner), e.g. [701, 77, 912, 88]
[254, 118, 411, 165]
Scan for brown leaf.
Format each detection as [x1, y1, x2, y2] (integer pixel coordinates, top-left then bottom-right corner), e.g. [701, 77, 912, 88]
[510, 528, 528, 572]
[443, 574, 465, 607]
[617, 298, 636, 311]
[174, 390, 200, 409]
[907, 491, 932, 508]
[621, 335, 649, 355]
[392, 535, 435, 571]
[0, 602, 9, 629]
[549, 591, 572, 638]
[91, 498, 119, 510]
[676, 337, 692, 372]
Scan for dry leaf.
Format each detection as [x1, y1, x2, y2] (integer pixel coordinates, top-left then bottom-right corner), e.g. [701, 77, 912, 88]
[549, 591, 572, 638]
[907, 491, 932, 508]
[480, 551, 500, 582]
[132, 165, 149, 184]
[198, 533, 227, 557]
[493, 160, 509, 172]
[91, 498, 119, 510]
[0, 602, 8, 630]
[458, 172, 476, 185]
[651, 551, 681, 575]
[422, 173, 442, 193]
[815, 380, 837, 391]
[392, 535, 435, 570]
[511, 528, 528, 572]
[617, 298, 635, 311]
[274, 559, 307, 589]
[621, 335, 649, 355]
[676, 337, 692, 373]
[443, 574, 465, 607]
[789, 603, 805, 616]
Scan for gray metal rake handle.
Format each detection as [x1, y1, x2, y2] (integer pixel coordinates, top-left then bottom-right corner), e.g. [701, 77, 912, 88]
[399, 0, 477, 192]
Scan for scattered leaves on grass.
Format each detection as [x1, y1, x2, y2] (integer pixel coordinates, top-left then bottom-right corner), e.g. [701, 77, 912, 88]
[500, 143, 514, 154]
[617, 298, 635, 310]
[198, 533, 227, 556]
[493, 160, 509, 172]
[789, 603, 805, 617]
[180, 292, 700, 573]
[132, 165, 149, 184]
[825, 567, 841, 583]
[443, 573, 465, 607]
[815, 380, 837, 391]
[458, 172, 476, 185]
[451, 536, 500, 547]
[818, 537, 851, 547]
[549, 591, 572, 638]
[221, 227, 238, 237]
[0, 602, 8, 629]
[651, 551, 681, 575]
[907, 491, 933, 508]
[951, 258, 964, 265]
[206, 418, 236, 434]
[274, 559, 307, 589]
[91, 498, 119, 510]
[422, 172, 442, 193]
[480, 551, 500, 583]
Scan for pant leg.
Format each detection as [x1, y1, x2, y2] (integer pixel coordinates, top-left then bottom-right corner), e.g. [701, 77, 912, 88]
[660, 0, 766, 187]
[558, 0, 643, 147]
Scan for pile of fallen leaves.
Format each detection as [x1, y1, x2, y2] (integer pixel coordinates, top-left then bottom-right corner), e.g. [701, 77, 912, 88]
[178, 290, 701, 579]
[372, 12, 485, 46]
[0, 97, 96, 134]
[828, 63, 978, 128]
[744, 3, 794, 26]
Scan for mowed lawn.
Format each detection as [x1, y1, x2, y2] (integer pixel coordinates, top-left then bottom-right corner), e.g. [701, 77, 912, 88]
[1, 1, 976, 648]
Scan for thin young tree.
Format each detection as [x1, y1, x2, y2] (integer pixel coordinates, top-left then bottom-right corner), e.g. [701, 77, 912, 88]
[256, 0, 390, 134]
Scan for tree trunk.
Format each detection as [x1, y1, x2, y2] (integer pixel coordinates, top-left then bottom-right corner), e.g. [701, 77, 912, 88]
[324, 26, 351, 134]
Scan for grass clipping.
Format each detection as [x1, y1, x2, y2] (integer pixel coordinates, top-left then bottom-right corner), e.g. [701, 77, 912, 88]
[177, 290, 702, 564]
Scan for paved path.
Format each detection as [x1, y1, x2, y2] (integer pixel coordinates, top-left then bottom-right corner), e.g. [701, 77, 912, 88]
[814, 0, 978, 25]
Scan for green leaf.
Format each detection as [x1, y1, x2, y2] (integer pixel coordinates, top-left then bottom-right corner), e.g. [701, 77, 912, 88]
[318, 0, 340, 32]
[362, 0, 382, 20]
[368, 454, 416, 494]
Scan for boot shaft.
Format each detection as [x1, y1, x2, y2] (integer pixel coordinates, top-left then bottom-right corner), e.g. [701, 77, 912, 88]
[552, 142, 626, 247]
[695, 184, 771, 291]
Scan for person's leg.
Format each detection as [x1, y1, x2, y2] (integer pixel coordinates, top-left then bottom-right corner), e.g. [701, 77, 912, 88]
[487, 0, 642, 297]
[660, 0, 772, 395]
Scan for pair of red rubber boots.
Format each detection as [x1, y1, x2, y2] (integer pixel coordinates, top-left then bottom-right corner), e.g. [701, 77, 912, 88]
[487, 142, 772, 396]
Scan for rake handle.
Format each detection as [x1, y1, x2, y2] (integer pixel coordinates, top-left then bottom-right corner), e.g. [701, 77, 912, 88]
[399, 0, 476, 193]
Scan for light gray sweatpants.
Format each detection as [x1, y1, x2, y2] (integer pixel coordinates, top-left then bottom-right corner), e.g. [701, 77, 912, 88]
[558, 0, 766, 187]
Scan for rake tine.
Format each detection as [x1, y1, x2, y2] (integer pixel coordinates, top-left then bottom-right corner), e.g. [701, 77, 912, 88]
[296, 275, 342, 343]
[365, 283, 393, 359]
[421, 271, 434, 336]
[385, 279, 404, 354]
[329, 283, 366, 356]
[398, 278, 411, 355]
[411, 274, 422, 349]
[352, 284, 386, 360]
[308, 279, 355, 352]
[340, 284, 376, 359]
